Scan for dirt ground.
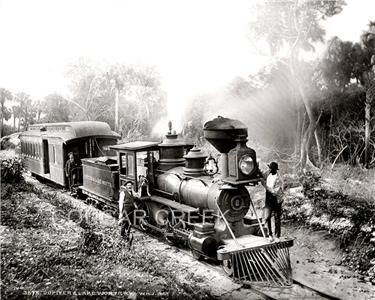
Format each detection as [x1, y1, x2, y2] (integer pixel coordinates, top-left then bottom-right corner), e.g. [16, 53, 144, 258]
[285, 224, 375, 300]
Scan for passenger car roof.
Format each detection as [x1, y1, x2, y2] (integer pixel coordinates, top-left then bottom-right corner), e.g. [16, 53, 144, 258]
[20, 121, 120, 142]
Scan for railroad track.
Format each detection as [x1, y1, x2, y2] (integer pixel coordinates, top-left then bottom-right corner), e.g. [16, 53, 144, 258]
[180, 248, 340, 300]
[36, 179, 341, 300]
[133, 228, 340, 300]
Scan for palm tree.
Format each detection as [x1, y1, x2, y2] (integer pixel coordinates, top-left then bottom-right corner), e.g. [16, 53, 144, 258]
[12, 105, 20, 130]
[0, 88, 13, 137]
[14, 92, 33, 131]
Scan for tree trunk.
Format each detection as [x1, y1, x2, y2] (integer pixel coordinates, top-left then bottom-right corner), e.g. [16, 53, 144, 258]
[328, 100, 333, 159]
[364, 98, 371, 168]
[364, 82, 374, 168]
[0, 115, 3, 137]
[294, 96, 302, 157]
[114, 87, 119, 132]
[314, 128, 322, 167]
[312, 112, 323, 167]
[293, 69, 319, 170]
[24, 108, 28, 131]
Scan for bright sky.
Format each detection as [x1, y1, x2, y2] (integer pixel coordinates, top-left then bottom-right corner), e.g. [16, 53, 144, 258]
[0, 0, 374, 128]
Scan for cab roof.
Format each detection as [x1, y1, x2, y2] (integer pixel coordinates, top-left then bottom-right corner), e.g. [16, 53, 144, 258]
[110, 141, 160, 152]
[20, 121, 120, 142]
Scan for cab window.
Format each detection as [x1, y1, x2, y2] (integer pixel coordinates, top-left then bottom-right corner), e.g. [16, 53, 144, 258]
[127, 153, 134, 177]
[120, 152, 135, 178]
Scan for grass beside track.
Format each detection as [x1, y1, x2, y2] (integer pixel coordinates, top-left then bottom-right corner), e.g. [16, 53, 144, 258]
[1, 181, 214, 300]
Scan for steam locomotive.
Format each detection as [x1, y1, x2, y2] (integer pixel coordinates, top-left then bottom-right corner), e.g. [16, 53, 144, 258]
[20, 116, 293, 286]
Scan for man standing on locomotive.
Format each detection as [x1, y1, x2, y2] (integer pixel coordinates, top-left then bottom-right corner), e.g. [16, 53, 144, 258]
[262, 161, 284, 242]
[118, 181, 139, 241]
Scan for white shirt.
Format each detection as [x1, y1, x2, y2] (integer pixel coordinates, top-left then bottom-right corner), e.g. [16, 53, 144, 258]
[266, 173, 278, 193]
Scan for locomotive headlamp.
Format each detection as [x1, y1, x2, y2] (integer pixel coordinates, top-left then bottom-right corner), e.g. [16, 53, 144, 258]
[239, 155, 254, 175]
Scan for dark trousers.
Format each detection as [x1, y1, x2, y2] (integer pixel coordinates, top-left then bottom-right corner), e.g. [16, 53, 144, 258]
[264, 191, 282, 238]
[66, 173, 76, 191]
[120, 206, 134, 237]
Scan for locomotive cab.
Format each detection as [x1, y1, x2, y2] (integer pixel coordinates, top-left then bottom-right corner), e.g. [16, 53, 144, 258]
[110, 141, 160, 190]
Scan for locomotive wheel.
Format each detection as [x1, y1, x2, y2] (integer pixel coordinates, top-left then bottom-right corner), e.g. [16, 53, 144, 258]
[191, 250, 203, 261]
[138, 219, 148, 232]
[135, 201, 150, 232]
[222, 259, 234, 276]
[102, 205, 117, 217]
[85, 198, 93, 205]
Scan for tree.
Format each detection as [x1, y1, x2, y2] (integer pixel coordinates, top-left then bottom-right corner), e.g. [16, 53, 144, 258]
[11, 105, 20, 130]
[14, 93, 34, 131]
[319, 22, 375, 167]
[117, 66, 167, 140]
[359, 22, 375, 168]
[66, 59, 167, 139]
[0, 88, 13, 137]
[32, 100, 44, 122]
[250, 0, 345, 170]
[42, 94, 70, 122]
[65, 58, 107, 121]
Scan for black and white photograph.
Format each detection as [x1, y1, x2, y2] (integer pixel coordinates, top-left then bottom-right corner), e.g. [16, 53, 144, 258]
[0, 0, 374, 299]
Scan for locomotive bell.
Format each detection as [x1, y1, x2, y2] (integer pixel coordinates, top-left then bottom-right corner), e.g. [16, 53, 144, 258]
[183, 145, 207, 177]
[158, 121, 185, 171]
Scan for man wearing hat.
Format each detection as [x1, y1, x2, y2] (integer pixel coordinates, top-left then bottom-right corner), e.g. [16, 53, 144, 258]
[262, 161, 284, 242]
[118, 181, 138, 241]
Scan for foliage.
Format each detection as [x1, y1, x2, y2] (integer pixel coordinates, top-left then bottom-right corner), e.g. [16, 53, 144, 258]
[14, 92, 35, 131]
[315, 84, 373, 164]
[250, 0, 345, 56]
[1, 157, 25, 183]
[42, 93, 71, 122]
[0, 124, 17, 139]
[317, 21, 375, 166]
[341, 241, 375, 275]
[0, 88, 13, 137]
[249, 0, 346, 170]
[297, 172, 375, 276]
[117, 66, 167, 140]
[66, 59, 167, 139]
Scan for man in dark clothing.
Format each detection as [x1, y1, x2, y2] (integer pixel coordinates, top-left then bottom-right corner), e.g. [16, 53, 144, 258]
[65, 152, 78, 193]
[118, 181, 138, 240]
